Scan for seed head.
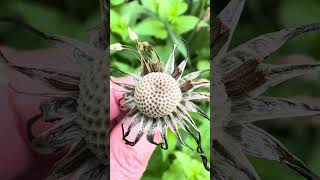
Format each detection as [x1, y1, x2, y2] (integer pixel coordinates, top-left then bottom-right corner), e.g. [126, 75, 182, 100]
[134, 72, 182, 118]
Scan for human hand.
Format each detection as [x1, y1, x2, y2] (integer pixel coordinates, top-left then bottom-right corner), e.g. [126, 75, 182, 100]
[0, 48, 76, 180]
[110, 77, 158, 180]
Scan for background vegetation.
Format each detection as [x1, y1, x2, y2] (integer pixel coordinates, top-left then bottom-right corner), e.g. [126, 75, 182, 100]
[0, 0, 319, 179]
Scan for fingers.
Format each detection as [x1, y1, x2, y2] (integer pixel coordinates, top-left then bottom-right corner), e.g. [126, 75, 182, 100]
[110, 76, 134, 129]
[110, 118, 160, 180]
[0, 48, 78, 179]
[0, 84, 54, 180]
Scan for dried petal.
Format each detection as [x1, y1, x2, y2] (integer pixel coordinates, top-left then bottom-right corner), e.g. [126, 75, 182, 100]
[250, 63, 320, 97]
[164, 44, 178, 75]
[231, 97, 320, 123]
[225, 124, 320, 179]
[222, 23, 320, 72]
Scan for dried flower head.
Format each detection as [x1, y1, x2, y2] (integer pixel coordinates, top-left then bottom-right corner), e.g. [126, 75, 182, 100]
[0, 1, 109, 179]
[111, 28, 210, 170]
[212, 0, 320, 179]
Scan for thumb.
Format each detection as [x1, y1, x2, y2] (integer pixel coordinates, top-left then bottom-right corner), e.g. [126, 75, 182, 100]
[110, 117, 159, 180]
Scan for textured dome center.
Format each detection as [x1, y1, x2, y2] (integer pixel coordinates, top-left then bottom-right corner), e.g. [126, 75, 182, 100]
[134, 72, 182, 118]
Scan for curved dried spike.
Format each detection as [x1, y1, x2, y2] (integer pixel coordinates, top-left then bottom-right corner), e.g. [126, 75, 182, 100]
[50, 35, 105, 67]
[249, 63, 320, 97]
[26, 113, 43, 142]
[231, 96, 320, 123]
[180, 69, 209, 83]
[9, 82, 78, 98]
[164, 44, 177, 75]
[222, 23, 320, 72]
[110, 66, 141, 81]
[225, 124, 320, 180]
[0, 49, 9, 63]
[213, 0, 246, 58]
[79, 160, 105, 180]
[40, 97, 78, 122]
[212, 138, 260, 180]
[121, 92, 134, 100]
[110, 78, 135, 91]
[173, 113, 210, 171]
[47, 140, 94, 180]
[181, 100, 209, 120]
[159, 118, 168, 150]
[9, 65, 80, 91]
[172, 59, 188, 80]
[183, 92, 210, 101]
[176, 105, 199, 131]
[119, 99, 135, 110]
[123, 113, 143, 138]
[180, 79, 210, 92]
[165, 114, 187, 147]
[146, 119, 161, 146]
[122, 115, 150, 146]
[32, 117, 81, 154]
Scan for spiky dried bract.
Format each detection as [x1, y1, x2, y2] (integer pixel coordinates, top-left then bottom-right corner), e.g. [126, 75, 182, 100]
[112, 28, 210, 170]
[212, 0, 320, 179]
[134, 72, 182, 118]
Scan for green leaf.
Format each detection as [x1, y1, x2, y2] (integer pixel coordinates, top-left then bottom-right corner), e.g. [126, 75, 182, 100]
[162, 151, 209, 180]
[171, 15, 199, 34]
[160, 0, 188, 21]
[14, 2, 80, 38]
[134, 18, 167, 39]
[111, 59, 139, 74]
[111, 2, 144, 41]
[118, 1, 143, 24]
[110, 9, 128, 40]
[141, 0, 159, 13]
[111, 0, 125, 6]
[143, 148, 169, 179]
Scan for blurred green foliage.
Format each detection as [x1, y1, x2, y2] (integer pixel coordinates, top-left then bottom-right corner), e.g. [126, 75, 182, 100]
[0, 0, 99, 49]
[110, 0, 210, 179]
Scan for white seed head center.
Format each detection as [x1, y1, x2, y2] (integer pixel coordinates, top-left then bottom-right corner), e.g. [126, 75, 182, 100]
[134, 72, 182, 118]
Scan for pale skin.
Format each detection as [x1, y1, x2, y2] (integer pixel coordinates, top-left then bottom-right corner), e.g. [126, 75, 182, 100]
[0, 48, 157, 180]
